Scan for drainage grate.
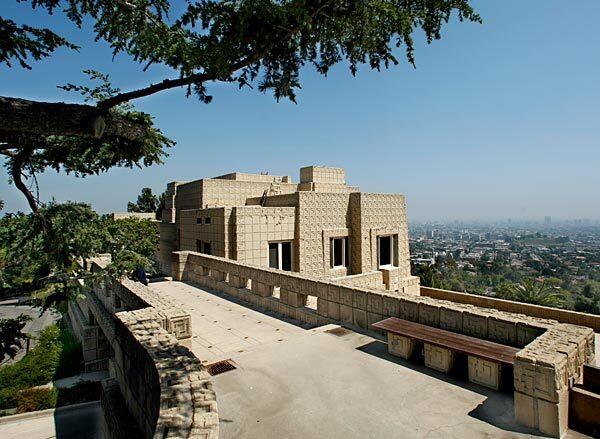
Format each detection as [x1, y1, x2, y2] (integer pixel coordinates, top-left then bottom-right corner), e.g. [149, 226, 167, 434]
[205, 359, 237, 376]
[325, 327, 353, 337]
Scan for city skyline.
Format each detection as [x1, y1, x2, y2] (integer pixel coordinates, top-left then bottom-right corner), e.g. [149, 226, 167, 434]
[1, 0, 599, 220]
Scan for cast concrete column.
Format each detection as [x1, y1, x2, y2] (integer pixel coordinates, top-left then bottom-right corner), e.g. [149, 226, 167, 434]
[171, 251, 190, 281]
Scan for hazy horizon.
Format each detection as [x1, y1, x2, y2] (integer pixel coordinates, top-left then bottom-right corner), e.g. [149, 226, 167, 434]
[2, 1, 599, 220]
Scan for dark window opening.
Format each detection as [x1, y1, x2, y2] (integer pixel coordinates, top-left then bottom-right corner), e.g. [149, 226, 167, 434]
[281, 241, 292, 271]
[269, 243, 278, 269]
[379, 236, 392, 266]
[204, 217, 211, 225]
[196, 217, 202, 224]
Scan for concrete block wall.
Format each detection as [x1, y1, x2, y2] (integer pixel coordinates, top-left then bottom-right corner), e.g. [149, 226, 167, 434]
[332, 271, 384, 290]
[201, 178, 297, 208]
[72, 256, 211, 438]
[421, 286, 600, 332]
[297, 192, 351, 277]
[172, 251, 596, 438]
[233, 206, 296, 267]
[350, 192, 411, 277]
[179, 207, 233, 258]
[113, 309, 218, 439]
[300, 166, 346, 184]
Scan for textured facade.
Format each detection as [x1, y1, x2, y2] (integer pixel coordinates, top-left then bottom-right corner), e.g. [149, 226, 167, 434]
[158, 166, 419, 294]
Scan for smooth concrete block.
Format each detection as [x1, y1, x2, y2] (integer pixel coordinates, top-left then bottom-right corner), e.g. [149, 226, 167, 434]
[317, 297, 329, 317]
[252, 281, 273, 297]
[514, 391, 536, 429]
[388, 333, 419, 360]
[514, 390, 569, 438]
[353, 308, 367, 329]
[340, 304, 353, 324]
[367, 312, 383, 332]
[282, 290, 307, 308]
[468, 356, 500, 390]
[327, 301, 340, 320]
[424, 343, 456, 373]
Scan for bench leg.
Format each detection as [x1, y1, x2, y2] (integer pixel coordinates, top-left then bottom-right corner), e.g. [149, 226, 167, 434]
[424, 343, 456, 373]
[387, 333, 419, 360]
[468, 356, 500, 390]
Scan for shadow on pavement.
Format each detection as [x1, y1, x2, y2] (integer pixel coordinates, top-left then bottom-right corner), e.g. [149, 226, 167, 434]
[54, 401, 102, 439]
[356, 339, 539, 436]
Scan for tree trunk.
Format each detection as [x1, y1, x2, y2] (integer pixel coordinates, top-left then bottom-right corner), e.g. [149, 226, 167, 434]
[0, 96, 150, 143]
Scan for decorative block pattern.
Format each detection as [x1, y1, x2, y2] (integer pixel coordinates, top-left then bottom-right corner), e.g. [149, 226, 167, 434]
[424, 343, 456, 373]
[468, 356, 500, 390]
[388, 333, 420, 359]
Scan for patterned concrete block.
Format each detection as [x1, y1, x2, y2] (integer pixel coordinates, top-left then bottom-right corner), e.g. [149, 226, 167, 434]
[388, 333, 420, 360]
[399, 298, 420, 322]
[463, 311, 489, 339]
[468, 356, 500, 390]
[382, 295, 400, 318]
[488, 313, 518, 346]
[424, 343, 456, 373]
[418, 303, 440, 328]
[439, 306, 463, 333]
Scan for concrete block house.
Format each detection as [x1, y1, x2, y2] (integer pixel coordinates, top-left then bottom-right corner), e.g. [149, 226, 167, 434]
[157, 166, 420, 294]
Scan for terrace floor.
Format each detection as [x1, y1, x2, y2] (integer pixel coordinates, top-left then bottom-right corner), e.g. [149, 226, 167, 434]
[150, 280, 592, 439]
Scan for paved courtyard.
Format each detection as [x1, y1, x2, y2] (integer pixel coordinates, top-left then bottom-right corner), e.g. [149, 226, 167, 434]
[151, 280, 590, 439]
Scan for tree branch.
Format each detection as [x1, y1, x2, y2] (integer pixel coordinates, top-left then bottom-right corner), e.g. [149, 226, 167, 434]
[0, 96, 151, 143]
[10, 150, 39, 215]
[97, 73, 209, 109]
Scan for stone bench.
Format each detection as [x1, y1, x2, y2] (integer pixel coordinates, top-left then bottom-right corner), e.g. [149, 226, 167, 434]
[373, 317, 520, 390]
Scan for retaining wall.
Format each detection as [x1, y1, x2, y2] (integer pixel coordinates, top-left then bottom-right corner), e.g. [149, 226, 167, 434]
[75, 256, 218, 439]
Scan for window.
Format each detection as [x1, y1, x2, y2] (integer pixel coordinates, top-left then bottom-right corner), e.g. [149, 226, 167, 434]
[330, 237, 349, 268]
[204, 216, 211, 225]
[268, 241, 293, 271]
[378, 235, 396, 267]
[196, 240, 211, 255]
[196, 217, 202, 224]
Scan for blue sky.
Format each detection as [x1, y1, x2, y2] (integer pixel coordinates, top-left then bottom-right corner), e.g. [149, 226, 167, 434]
[1, 1, 599, 221]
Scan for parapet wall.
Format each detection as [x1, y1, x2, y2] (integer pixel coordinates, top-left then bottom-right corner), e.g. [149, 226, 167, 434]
[332, 270, 384, 290]
[421, 286, 600, 332]
[172, 251, 595, 438]
[80, 257, 218, 439]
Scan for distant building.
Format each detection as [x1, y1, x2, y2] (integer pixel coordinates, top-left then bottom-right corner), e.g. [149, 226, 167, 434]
[544, 215, 552, 225]
[157, 166, 420, 293]
[110, 212, 157, 220]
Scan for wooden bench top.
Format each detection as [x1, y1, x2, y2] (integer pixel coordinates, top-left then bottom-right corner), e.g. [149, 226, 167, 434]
[372, 317, 519, 366]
